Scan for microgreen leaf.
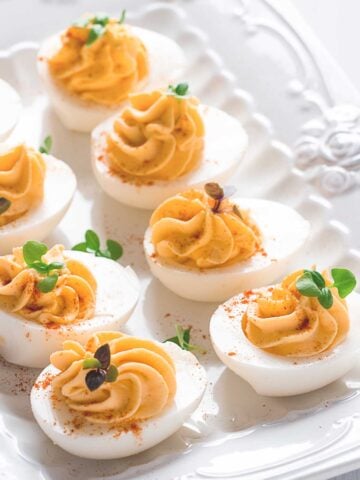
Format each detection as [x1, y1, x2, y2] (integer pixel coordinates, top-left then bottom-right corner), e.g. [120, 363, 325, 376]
[164, 324, 206, 354]
[85, 369, 106, 391]
[318, 287, 333, 309]
[296, 268, 357, 310]
[93, 13, 109, 27]
[71, 242, 88, 252]
[71, 230, 123, 261]
[37, 273, 58, 293]
[47, 261, 65, 272]
[23, 241, 48, 265]
[86, 24, 105, 46]
[331, 268, 357, 298]
[168, 83, 189, 98]
[94, 343, 111, 370]
[85, 230, 100, 251]
[304, 269, 325, 289]
[83, 358, 102, 369]
[0, 197, 11, 215]
[204, 182, 237, 213]
[205, 182, 224, 201]
[296, 271, 322, 297]
[105, 364, 118, 382]
[119, 9, 126, 24]
[29, 262, 50, 274]
[105, 239, 123, 260]
[39, 135, 52, 155]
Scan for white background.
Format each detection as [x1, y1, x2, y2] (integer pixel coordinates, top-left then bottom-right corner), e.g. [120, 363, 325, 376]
[293, 0, 360, 88]
[289, 4, 359, 477]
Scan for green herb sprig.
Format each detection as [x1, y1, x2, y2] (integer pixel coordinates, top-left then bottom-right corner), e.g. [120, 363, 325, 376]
[167, 82, 189, 99]
[22, 241, 64, 293]
[164, 324, 206, 354]
[0, 197, 11, 215]
[72, 229, 123, 261]
[83, 343, 118, 391]
[73, 11, 126, 46]
[39, 135, 52, 155]
[296, 268, 356, 309]
[204, 182, 237, 213]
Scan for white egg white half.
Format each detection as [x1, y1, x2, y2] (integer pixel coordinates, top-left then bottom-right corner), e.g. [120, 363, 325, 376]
[37, 26, 186, 132]
[91, 105, 248, 209]
[0, 79, 22, 141]
[30, 341, 207, 459]
[210, 291, 360, 397]
[144, 198, 310, 302]
[0, 250, 140, 368]
[0, 153, 76, 254]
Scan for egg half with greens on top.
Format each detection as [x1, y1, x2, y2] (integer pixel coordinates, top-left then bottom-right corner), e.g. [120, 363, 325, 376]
[0, 240, 140, 367]
[144, 183, 310, 302]
[210, 267, 360, 396]
[38, 11, 186, 132]
[92, 83, 248, 209]
[31, 331, 207, 459]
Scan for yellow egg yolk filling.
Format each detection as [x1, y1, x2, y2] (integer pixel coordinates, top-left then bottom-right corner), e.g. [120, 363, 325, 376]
[149, 189, 261, 269]
[50, 331, 177, 425]
[0, 144, 46, 227]
[0, 245, 96, 325]
[242, 270, 350, 357]
[48, 20, 149, 106]
[105, 90, 205, 184]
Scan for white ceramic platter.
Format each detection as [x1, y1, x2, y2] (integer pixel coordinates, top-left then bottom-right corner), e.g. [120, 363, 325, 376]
[1, 1, 360, 479]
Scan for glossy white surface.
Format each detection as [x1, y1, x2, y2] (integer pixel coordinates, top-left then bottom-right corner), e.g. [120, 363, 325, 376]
[0, 1, 360, 480]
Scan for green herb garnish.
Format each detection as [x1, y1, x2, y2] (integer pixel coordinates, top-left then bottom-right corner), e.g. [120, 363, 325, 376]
[167, 82, 190, 99]
[164, 324, 206, 354]
[86, 23, 106, 45]
[72, 229, 123, 261]
[296, 268, 356, 309]
[39, 135, 52, 155]
[83, 343, 118, 391]
[0, 197, 11, 215]
[204, 182, 237, 213]
[119, 9, 126, 24]
[22, 241, 64, 293]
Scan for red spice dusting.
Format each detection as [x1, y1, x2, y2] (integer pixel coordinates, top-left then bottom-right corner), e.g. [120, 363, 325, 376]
[45, 322, 61, 330]
[227, 352, 236, 356]
[243, 290, 254, 297]
[33, 373, 54, 390]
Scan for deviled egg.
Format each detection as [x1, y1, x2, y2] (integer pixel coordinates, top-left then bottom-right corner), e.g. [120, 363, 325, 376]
[210, 268, 360, 396]
[144, 183, 310, 302]
[92, 85, 247, 209]
[0, 143, 76, 254]
[31, 331, 207, 459]
[37, 12, 186, 132]
[0, 79, 22, 141]
[0, 243, 140, 367]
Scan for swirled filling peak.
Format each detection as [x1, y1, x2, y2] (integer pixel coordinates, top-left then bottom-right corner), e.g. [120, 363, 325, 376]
[47, 17, 149, 106]
[0, 245, 96, 325]
[50, 331, 177, 425]
[105, 87, 205, 184]
[0, 144, 46, 227]
[242, 270, 350, 357]
[149, 186, 261, 269]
